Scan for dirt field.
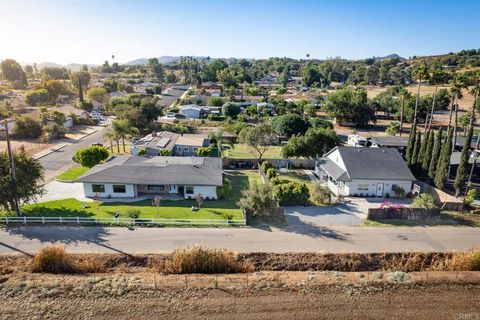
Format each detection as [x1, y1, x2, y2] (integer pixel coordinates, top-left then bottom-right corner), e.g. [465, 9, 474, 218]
[0, 272, 479, 319]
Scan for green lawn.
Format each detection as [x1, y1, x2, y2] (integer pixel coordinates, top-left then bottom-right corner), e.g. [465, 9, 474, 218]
[276, 170, 315, 193]
[224, 144, 283, 159]
[55, 166, 89, 182]
[22, 198, 243, 220]
[23, 170, 260, 221]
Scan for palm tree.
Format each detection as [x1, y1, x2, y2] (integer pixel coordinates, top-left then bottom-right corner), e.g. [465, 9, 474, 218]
[426, 68, 447, 131]
[411, 62, 429, 126]
[103, 127, 117, 153]
[396, 87, 410, 136]
[449, 77, 464, 150]
[112, 119, 139, 153]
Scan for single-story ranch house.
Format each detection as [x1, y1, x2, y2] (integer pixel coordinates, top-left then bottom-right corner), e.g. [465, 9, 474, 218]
[76, 156, 223, 199]
[315, 147, 415, 197]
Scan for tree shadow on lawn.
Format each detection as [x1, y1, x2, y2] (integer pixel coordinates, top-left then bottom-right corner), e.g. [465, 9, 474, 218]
[22, 205, 97, 218]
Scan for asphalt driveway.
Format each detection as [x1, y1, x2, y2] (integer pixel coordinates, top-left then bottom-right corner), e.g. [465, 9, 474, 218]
[285, 197, 413, 227]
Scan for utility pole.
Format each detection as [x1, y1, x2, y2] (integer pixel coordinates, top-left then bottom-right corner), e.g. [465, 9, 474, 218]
[4, 119, 21, 216]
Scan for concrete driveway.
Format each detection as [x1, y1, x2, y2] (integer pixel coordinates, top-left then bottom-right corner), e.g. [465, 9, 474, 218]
[37, 181, 91, 203]
[285, 197, 413, 227]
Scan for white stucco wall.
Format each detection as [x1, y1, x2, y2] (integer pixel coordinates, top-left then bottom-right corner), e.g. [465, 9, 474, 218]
[83, 183, 136, 198]
[345, 179, 412, 197]
[184, 185, 218, 200]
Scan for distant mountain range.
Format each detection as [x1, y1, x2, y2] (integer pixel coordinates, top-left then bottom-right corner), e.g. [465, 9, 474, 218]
[24, 53, 406, 70]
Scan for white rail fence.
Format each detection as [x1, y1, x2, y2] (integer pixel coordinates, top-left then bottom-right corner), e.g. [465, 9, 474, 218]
[0, 216, 246, 226]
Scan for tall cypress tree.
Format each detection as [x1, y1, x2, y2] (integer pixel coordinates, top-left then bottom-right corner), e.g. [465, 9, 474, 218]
[422, 130, 434, 172]
[406, 122, 417, 165]
[412, 131, 422, 166]
[418, 130, 428, 165]
[434, 128, 453, 189]
[454, 123, 473, 197]
[428, 128, 443, 180]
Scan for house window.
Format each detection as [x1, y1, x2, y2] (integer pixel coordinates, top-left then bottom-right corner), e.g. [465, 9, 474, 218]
[358, 184, 369, 191]
[185, 186, 194, 194]
[193, 147, 198, 152]
[148, 185, 164, 191]
[113, 185, 126, 193]
[183, 146, 190, 152]
[92, 184, 105, 193]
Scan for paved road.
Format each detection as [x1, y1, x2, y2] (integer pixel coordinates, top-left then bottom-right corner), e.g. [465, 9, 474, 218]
[38, 128, 106, 182]
[1, 226, 479, 255]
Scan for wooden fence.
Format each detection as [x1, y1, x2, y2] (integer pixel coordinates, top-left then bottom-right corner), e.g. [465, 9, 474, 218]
[0, 216, 246, 227]
[367, 207, 441, 221]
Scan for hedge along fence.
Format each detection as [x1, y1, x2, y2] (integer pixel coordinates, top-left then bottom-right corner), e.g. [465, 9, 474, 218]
[367, 208, 441, 221]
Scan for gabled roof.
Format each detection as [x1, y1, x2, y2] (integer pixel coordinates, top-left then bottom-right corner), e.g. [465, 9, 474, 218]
[317, 158, 350, 181]
[77, 156, 223, 186]
[324, 147, 415, 181]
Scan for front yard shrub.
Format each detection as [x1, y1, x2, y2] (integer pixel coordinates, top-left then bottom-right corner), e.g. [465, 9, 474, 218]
[237, 181, 277, 219]
[75, 146, 109, 168]
[273, 182, 310, 206]
[266, 168, 277, 180]
[126, 209, 141, 219]
[464, 189, 477, 207]
[261, 161, 273, 174]
[411, 193, 436, 209]
[311, 183, 332, 204]
[162, 245, 253, 274]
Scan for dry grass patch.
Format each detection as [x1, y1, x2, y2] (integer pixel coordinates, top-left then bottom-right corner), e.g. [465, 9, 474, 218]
[161, 245, 253, 274]
[30, 246, 76, 274]
[447, 248, 480, 271]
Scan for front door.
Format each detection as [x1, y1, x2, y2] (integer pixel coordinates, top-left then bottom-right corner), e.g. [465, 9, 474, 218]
[376, 183, 384, 197]
[169, 185, 178, 193]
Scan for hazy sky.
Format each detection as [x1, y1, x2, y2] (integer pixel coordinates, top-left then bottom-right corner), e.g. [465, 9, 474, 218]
[1, 0, 479, 65]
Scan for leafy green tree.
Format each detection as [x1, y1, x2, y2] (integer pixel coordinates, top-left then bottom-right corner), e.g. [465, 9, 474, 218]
[273, 182, 310, 206]
[41, 67, 69, 80]
[221, 102, 241, 118]
[207, 96, 225, 106]
[41, 124, 67, 141]
[147, 58, 164, 82]
[238, 123, 276, 165]
[0, 148, 44, 212]
[281, 127, 339, 159]
[203, 59, 228, 82]
[165, 72, 177, 83]
[428, 128, 443, 180]
[385, 121, 401, 136]
[41, 79, 67, 103]
[309, 118, 333, 129]
[13, 116, 42, 138]
[422, 130, 434, 172]
[272, 114, 308, 137]
[217, 68, 237, 88]
[87, 87, 108, 103]
[303, 65, 325, 87]
[75, 146, 109, 168]
[237, 181, 276, 220]
[434, 129, 453, 189]
[0, 59, 27, 86]
[103, 78, 118, 93]
[325, 88, 374, 126]
[25, 89, 50, 106]
[411, 62, 429, 126]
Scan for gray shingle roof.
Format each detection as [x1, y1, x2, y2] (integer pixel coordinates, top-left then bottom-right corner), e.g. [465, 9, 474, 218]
[317, 158, 349, 181]
[326, 147, 414, 181]
[76, 156, 223, 186]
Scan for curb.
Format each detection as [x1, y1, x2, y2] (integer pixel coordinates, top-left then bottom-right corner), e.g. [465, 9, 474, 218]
[78, 129, 99, 140]
[34, 144, 69, 160]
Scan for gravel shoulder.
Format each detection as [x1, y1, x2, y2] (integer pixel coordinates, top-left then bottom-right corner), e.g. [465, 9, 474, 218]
[0, 272, 479, 320]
